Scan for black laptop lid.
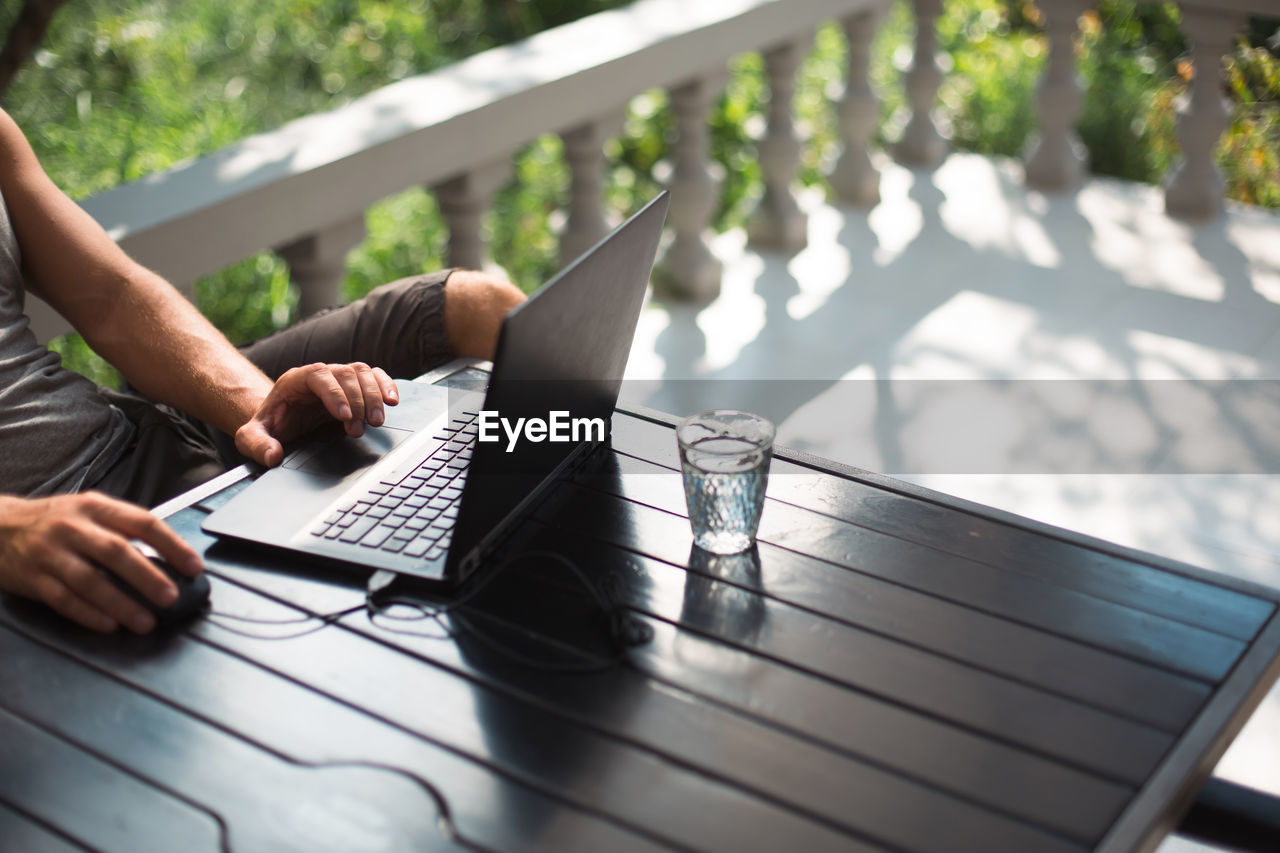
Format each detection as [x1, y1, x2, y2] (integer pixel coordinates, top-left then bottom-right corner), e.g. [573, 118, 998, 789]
[446, 192, 669, 575]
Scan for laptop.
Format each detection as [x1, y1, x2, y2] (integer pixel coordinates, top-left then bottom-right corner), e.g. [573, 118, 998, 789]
[202, 192, 669, 585]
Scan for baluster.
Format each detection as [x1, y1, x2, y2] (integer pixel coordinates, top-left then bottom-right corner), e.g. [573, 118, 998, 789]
[1023, 0, 1089, 192]
[1164, 10, 1242, 221]
[433, 160, 512, 271]
[277, 216, 366, 318]
[897, 0, 946, 167]
[655, 75, 725, 302]
[560, 113, 625, 268]
[747, 38, 808, 253]
[829, 7, 886, 207]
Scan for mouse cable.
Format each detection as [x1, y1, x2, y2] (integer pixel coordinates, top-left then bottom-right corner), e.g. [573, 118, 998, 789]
[365, 549, 653, 673]
[198, 548, 564, 639]
[204, 550, 653, 670]
[204, 602, 365, 640]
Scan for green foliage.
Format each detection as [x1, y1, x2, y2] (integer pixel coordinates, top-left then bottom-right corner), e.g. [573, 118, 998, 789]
[1075, 2, 1179, 183]
[798, 23, 851, 181]
[346, 187, 449, 301]
[712, 52, 767, 228]
[491, 135, 570, 290]
[46, 332, 121, 388]
[936, 0, 1042, 156]
[194, 253, 295, 345]
[4, 1, 514, 198]
[2, 0, 1277, 384]
[605, 89, 670, 219]
[1222, 40, 1280, 208]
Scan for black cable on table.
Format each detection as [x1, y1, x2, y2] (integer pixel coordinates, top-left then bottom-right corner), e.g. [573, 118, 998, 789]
[203, 549, 652, 672]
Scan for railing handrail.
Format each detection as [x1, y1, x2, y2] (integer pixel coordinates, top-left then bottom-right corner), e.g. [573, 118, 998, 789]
[76, 0, 868, 279]
[28, 0, 877, 340]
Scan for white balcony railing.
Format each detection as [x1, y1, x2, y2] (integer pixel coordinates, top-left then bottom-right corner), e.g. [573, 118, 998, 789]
[27, 0, 1270, 342]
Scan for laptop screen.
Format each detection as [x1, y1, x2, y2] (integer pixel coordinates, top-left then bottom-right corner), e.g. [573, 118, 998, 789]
[446, 193, 669, 575]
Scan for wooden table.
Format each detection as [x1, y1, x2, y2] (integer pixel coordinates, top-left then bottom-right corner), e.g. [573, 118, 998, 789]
[3, 382, 1280, 852]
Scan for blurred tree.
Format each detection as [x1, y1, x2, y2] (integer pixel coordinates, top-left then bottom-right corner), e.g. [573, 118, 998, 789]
[0, 0, 67, 99]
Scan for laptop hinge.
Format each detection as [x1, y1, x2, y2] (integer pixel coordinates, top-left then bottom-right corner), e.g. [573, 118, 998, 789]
[457, 437, 609, 580]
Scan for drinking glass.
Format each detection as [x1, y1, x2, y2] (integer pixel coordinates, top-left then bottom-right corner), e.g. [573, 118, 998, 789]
[676, 410, 775, 554]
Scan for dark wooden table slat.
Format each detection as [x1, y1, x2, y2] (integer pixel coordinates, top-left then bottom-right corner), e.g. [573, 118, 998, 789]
[352, 615, 1091, 853]
[626, 614, 1132, 840]
[515, 519, 1172, 788]
[173, 556, 884, 853]
[0, 601, 675, 853]
[180, 504, 1175, 793]
[611, 413, 1276, 642]
[448, 543, 1134, 843]
[0, 703, 223, 853]
[196, 561, 1088, 853]
[573, 449, 1246, 684]
[537, 472, 1211, 734]
[1097, 612, 1280, 853]
[0, 625, 458, 853]
[149, 512, 1085, 850]
[178, 508, 1145, 841]
[0, 801, 90, 853]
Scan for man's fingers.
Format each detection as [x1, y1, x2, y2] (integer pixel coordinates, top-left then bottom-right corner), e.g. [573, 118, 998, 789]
[65, 520, 175, 610]
[242, 361, 397, 455]
[355, 364, 384, 426]
[330, 364, 368, 433]
[31, 572, 120, 634]
[236, 419, 284, 468]
[82, 493, 203, 577]
[42, 548, 157, 634]
[373, 368, 398, 406]
[0, 492, 204, 635]
[303, 363, 361, 430]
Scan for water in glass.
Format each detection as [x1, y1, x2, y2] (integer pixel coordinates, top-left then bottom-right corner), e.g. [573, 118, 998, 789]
[677, 412, 774, 554]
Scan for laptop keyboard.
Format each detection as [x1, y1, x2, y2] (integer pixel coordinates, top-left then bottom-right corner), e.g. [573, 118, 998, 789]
[308, 411, 480, 561]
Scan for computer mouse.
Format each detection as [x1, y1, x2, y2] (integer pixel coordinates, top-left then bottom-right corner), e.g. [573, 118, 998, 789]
[101, 558, 211, 629]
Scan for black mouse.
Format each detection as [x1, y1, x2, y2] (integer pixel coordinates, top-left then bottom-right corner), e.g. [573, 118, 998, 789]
[102, 558, 211, 628]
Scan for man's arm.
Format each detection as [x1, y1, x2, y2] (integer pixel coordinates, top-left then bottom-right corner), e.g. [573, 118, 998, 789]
[0, 109, 396, 633]
[0, 108, 399, 461]
[0, 108, 279, 436]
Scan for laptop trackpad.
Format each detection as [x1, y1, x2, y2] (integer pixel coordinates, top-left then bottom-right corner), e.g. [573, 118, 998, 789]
[284, 425, 414, 479]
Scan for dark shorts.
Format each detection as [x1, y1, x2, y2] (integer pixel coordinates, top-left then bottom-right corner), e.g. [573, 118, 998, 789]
[91, 271, 454, 507]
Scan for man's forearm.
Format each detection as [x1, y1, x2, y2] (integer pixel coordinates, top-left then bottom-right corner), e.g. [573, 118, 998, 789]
[79, 266, 274, 437]
[0, 108, 391, 453]
[0, 107, 272, 438]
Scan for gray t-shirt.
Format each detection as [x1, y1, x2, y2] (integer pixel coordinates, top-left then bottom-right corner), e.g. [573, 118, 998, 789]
[0, 188, 134, 496]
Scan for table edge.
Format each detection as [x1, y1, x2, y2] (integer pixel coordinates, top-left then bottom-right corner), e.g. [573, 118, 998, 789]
[1096, 611, 1280, 852]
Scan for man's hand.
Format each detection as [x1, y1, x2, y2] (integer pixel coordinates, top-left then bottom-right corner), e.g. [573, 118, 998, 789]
[0, 492, 204, 633]
[235, 362, 400, 467]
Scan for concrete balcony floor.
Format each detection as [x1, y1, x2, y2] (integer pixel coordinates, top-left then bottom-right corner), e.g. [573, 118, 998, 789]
[621, 151, 1280, 839]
